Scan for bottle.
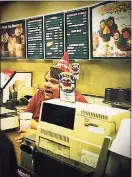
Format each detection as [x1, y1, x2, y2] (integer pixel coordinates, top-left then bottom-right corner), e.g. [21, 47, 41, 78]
[9, 90, 13, 100]
[9, 86, 13, 100]
[13, 91, 17, 101]
[13, 84, 17, 101]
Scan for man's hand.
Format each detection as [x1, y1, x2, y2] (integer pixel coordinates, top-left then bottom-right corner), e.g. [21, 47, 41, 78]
[15, 118, 38, 143]
[15, 128, 37, 143]
[15, 128, 28, 143]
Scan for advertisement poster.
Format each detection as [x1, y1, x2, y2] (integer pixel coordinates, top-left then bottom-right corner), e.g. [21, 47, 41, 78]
[0, 20, 26, 59]
[59, 72, 76, 103]
[90, 1, 131, 59]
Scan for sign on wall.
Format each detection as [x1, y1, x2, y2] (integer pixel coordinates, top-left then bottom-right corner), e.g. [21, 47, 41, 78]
[1, 1, 131, 60]
[90, 1, 131, 59]
[26, 16, 44, 59]
[0, 20, 26, 59]
[65, 8, 89, 59]
[44, 13, 64, 59]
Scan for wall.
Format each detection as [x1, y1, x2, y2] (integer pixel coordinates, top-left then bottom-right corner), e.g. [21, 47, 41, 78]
[1, 1, 131, 96]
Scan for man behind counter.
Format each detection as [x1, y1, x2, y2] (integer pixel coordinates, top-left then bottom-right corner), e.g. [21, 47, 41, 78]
[15, 54, 87, 143]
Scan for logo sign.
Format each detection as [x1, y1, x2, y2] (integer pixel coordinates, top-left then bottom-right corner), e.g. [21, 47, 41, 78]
[59, 72, 76, 103]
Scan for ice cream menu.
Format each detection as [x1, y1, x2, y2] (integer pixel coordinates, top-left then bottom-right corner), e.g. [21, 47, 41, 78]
[27, 16, 44, 59]
[65, 8, 88, 59]
[44, 13, 64, 59]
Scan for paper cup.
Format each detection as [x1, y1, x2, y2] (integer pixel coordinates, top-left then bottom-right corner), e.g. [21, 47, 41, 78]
[19, 112, 33, 129]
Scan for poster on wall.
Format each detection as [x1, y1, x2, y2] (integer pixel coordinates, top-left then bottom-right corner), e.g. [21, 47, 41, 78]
[26, 16, 44, 59]
[44, 13, 64, 59]
[65, 8, 89, 59]
[0, 19, 26, 59]
[0, 70, 16, 89]
[90, 1, 131, 59]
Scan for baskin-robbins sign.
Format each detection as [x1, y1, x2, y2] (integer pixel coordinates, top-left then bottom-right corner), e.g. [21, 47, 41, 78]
[59, 71, 76, 103]
[55, 52, 76, 103]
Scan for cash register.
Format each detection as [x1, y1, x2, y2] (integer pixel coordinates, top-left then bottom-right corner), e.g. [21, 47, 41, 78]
[29, 99, 130, 177]
[20, 98, 130, 176]
[0, 107, 19, 130]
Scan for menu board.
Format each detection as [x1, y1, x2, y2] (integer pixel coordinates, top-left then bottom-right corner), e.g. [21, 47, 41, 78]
[44, 13, 64, 59]
[65, 8, 89, 59]
[0, 20, 26, 59]
[27, 16, 44, 59]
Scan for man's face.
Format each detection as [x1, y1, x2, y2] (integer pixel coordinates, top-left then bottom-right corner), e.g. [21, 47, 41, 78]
[44, 71, 59, 100]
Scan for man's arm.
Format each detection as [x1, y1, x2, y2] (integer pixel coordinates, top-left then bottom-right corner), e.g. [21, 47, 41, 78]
[31, 119, 38, 130]
[15, 119, 38, 143]
[24, 94, 36, 113]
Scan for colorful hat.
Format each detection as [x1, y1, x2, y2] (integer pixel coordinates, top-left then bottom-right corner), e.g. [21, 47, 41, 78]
[56, 52, 69, 72]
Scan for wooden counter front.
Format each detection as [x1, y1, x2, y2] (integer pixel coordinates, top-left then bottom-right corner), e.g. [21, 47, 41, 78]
[6, 129, 39, 177]
[6, 128, 37, 165]
[6, 129, 21, 165]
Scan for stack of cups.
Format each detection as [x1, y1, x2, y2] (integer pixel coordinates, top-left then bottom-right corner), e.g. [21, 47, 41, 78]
[19, 112, 33, 129]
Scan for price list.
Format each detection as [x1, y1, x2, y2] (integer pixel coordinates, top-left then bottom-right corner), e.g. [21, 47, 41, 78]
[27, 16, 44, 59]
[44, 13, 64, 59]
[65, 8, 88, 59]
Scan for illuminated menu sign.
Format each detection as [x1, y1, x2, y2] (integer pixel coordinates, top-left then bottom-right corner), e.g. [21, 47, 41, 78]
[27, 16, 44, 59]
[44, 13, 64, 59]
[65, 8, 88, 59]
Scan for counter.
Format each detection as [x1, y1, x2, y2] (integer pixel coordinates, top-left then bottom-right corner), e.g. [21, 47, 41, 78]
[6, 129, 94, 177]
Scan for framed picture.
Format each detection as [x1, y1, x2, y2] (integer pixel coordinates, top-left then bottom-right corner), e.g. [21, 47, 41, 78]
[0, 19, 26, 59]
[90, 1, 131, 59]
